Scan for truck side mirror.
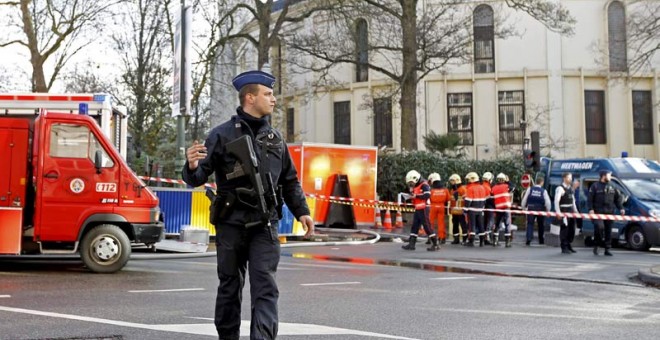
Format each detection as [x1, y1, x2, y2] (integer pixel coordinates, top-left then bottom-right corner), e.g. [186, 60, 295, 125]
[94, 150, 102, 174]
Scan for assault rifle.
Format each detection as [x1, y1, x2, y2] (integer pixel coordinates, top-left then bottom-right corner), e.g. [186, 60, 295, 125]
[225, 135, 276, 227]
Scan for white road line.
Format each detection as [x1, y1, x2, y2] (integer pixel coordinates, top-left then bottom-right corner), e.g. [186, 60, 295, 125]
[0, 306, 419, 339]
[0, 295, 10, 298]
[128, 288, 205, 293]
[300, 281, 361, 287]
[418, 307, 660, 324]
[430, 277, 475, 281]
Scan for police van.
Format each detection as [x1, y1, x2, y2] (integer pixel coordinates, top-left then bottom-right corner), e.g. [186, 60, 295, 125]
[539, 157, 660, 251]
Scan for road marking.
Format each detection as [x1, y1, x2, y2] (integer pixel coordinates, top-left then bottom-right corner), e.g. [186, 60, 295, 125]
[0, 306, 419, 339]
[300, 281, 361, 287]
[418, 306, 660, 324]
[0, 295, 10, 298]
[430, 277, 475, 280]
[128, 288, 205, 293]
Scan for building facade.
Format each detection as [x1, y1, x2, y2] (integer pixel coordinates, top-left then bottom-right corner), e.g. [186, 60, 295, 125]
[226, 0, 659, 160]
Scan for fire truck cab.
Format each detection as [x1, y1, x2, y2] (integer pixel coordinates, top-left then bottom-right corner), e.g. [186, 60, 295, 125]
[0, 99, 162, 273]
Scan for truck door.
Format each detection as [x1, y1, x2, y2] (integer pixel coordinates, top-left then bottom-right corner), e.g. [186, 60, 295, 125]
[36, 118, 119, 241]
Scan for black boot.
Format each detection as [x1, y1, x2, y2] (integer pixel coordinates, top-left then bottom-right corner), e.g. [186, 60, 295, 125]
[465, 236, 474, 247]
[451, 238, 460, 245]
[604, 249, 612, 256]
[427, 236, 440, 251]
[402, 235, 417, 250]
[484, 234, 492, 246]
[440, 238, 446, 245]
[568, 245, 577, 253]
[505, 236, 511, 248]
[425, 238, 431, 245]
[479, 236, 484, 247]
[492, 231, 499, 247]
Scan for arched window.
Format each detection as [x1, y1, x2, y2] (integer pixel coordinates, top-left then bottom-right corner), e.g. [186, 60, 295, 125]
[608, 1, 627, 72]
[355, 18, 369, 82]
[473, 5, 494, 73]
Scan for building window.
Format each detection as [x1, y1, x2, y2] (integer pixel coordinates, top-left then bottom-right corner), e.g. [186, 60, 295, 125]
[608, 1, 627, 72]
[584, 91, 607, 144]
[355, 18, 369, 82]
[498, 91, 525, 145]
[447, 93, 473, 145]
[334, 101, 351, 145]
[632, 91, 653, 145]
[473, 5, 494, 74]
[373, 97, 392, 147]
[286, 108, 295, 142]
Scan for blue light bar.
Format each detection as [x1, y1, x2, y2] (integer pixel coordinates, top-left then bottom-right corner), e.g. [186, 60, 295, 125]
[79, 103, 89, 115]
[93, 94, 107, 102]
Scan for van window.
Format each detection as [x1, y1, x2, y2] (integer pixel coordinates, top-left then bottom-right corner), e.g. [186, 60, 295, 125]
[49, 123, 114, 168]
[621, 178, 660, 202]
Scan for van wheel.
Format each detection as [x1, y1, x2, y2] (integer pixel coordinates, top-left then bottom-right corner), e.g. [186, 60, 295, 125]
[80, 224, 131, 273]
[626, 225, 650, 251]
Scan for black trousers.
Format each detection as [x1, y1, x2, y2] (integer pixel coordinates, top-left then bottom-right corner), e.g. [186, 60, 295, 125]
[411, 208, 434, 236]
[593, 218, 613, 249]
[452, 214, 466, 237]
[215, 222, 280, 340]
[559, 217, 576, 250]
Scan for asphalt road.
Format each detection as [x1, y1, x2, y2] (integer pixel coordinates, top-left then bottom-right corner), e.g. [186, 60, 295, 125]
[1, 241, 659, 340]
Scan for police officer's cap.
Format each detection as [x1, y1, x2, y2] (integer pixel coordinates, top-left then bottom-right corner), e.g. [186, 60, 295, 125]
[232, 70, 276, 91]
[599, 170, 612, 177]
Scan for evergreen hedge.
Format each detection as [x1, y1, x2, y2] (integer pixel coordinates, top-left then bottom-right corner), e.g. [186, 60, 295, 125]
[377, 151, 526, 204]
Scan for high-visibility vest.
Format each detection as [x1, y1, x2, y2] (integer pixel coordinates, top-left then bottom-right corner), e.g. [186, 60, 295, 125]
[412, 181, 429, 210]
[492, 183, 512, 209]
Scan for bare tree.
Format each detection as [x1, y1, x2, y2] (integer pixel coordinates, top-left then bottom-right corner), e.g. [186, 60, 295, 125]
[284, 0, 575, 150]
[627, 0, 660, 73]
[113, 0, 172, 163]
[61, 60, 118, 94]
[0, 0, 122, 92]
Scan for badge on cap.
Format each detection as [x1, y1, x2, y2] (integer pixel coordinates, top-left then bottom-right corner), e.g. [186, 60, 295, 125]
[232, 70, 276, 91]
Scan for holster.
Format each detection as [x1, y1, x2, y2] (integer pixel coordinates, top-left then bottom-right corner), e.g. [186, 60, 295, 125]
[209, 190, 236, 226]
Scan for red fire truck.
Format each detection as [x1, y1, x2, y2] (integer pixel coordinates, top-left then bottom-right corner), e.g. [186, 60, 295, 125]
[0, 103, 163, 273]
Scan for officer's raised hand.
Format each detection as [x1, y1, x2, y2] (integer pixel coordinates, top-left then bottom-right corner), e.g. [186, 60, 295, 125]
[186, 140, 207, 170]
[299, 215, 314, 238]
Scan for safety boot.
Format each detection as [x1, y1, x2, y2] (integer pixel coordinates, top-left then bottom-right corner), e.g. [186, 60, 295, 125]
[465, 236, 474, 247]
[427, 236, 440, 251]
[402, 235, 417, 250]
[479, 236, 484, 247]
[440, 238, 446, 245]
[492, 231, 499, 247]
[505, 236, 511, 248]
[604, 249, 613, 256]
[451, 238, 460, 245]
[484, 234, 492, 245]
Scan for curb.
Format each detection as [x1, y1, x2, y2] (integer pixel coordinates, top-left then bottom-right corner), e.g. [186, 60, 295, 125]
[638, 266, 660, 286]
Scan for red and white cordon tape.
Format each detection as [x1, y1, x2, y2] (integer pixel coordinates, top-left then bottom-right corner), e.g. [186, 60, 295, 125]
[465, 206, 660, 223]
[139, 176, 659, 222]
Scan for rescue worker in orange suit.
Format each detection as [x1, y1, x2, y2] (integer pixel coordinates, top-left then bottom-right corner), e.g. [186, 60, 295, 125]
[448, 174, 467, 244]
[492, 173, 513, 247]
[402, 170, 440, 251]
[481, 172, 494, 245]
[464, 172, 489, 247]
[428, 173, 450, 244]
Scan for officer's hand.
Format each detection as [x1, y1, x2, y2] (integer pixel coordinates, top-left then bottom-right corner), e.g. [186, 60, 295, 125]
[186, 140, 207, 170]
[589, 210, 594, 215]
[299, 215, 315, 238]
[620, 209, 625, 216]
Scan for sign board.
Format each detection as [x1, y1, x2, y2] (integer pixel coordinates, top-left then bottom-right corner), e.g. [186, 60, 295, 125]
[521, 173, 531, 189]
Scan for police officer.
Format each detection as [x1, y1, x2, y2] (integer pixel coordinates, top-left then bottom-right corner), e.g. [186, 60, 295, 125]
[182, 70, 314, 340]
[521, 177, 551, 245]
[402, 170, 440, 251]
[588, 170, 625, 256]
[554, 172, 578, 254]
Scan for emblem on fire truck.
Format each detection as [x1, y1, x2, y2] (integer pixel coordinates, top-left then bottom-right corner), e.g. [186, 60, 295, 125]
[70, 178, 85, 194]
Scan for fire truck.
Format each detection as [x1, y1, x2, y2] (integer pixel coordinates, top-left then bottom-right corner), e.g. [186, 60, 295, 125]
[0, 96, 163, 273]
[0, 93, 128, 158]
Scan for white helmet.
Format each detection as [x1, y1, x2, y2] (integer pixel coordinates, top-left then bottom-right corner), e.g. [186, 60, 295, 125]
[406, 170, 421, 184]
[496, 173, 507, 182]
[428, 172, 441, 184]
[466, 172, 479, 183]
[482, 172, 493, 182]
[448, 174, 461, 185]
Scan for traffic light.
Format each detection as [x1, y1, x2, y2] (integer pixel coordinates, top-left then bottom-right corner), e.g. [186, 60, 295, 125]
[531, 131, 541, 172]
[524, 149, 536, 170]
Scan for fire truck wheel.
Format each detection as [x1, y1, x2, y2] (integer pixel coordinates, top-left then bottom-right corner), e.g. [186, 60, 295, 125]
[81, 224, 131, 273]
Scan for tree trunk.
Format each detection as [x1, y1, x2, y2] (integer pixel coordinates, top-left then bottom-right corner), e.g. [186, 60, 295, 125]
[256, 0, 272, 70]
[399, 0, 418, 150]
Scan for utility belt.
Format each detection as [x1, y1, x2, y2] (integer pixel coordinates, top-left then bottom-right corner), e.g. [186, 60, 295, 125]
[207, 186, 282, 228]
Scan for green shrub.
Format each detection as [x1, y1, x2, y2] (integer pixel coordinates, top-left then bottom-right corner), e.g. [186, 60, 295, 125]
[377, 151, 526, 204]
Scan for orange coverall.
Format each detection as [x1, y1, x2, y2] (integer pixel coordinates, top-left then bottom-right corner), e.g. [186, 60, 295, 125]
[429, 187, 450, 240]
